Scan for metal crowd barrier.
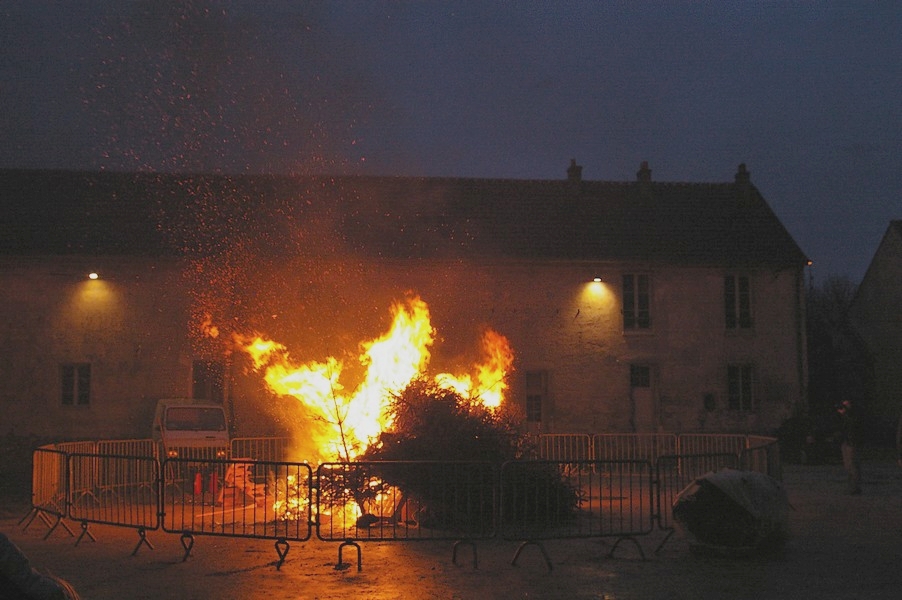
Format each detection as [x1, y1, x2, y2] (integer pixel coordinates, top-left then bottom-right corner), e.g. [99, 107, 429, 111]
[316, 461, 498, 570]
[591, 433, 678, 463]
[96, 439, 159, 459]
[161, 457, 313, 567]
[742, 436, 782, 479]
[20, 447, 72, 540]
[501, 459, 655, 568]
[548, 433, 776, 471]
[677, 433, 748, 457]
[535, 434, 592, 461]
[24, 433, 780, 570]
[67, 452, 159, 552]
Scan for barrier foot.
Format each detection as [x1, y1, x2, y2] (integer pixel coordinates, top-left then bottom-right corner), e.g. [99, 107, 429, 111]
[18, 507, 38, 527]
[42, 513, 75, 540]
[20, 508, 68, 537]
[654, 529, 675, 555]
[608, 536, 645, 560]
[131, 527, 154, 557]
[179, 532, 195, 562]
[511, 540, 553, 572]
[19, 507, 45, 530]
[274, 538, 290, 570]
[451, 539, 478, 569]
[74, 521, 97, 547]
[336, 538, 362, 572]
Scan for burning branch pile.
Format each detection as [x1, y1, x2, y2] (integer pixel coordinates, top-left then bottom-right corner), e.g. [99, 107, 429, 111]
[365, 379, 524, 464]
[238, 294, 514, 464]
[235, 294, 575, 528]
[357, 380, 579, 531]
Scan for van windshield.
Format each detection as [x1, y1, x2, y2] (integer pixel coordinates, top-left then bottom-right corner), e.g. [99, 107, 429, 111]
[165, 407, 226, 431]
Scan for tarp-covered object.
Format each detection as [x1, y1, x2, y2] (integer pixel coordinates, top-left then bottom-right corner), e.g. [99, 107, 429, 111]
[672, 469, 790, 553]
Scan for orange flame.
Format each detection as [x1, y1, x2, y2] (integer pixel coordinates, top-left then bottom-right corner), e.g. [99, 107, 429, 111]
[435, 329, 513, 410]
[237, 295, 513, 463]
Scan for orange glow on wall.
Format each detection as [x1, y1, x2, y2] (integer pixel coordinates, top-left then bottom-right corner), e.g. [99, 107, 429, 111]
[580, 279, 609, 302]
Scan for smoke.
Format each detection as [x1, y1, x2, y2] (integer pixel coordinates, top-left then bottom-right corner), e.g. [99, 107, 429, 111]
[80, 0, 379, 175]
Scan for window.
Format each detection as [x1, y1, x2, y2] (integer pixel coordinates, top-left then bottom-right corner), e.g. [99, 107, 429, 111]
[727, 364, 755, 410]
[724, 275, 752, 329]
[623, 273, 651, 330]
[525, 370, 548, 423]
[192, 360, 224, 403]
[60, 363, 91, 406]
[165, 407, 227, 431]
[630, 365, 651, 388]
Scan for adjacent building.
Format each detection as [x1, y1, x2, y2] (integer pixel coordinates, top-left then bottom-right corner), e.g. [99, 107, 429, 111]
[849, 220, 902, 423]
[0, 163, 809, 442]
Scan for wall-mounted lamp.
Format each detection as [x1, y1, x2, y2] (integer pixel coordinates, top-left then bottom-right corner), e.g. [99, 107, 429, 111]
[593, 277, 602, 283]
[88, 272, 99, 280]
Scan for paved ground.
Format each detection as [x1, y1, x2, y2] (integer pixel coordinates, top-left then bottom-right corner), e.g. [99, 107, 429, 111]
[3, 460, 902, 599]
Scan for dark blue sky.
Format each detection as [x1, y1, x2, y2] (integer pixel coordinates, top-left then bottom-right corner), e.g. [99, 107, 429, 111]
[2, 1, 899, 281]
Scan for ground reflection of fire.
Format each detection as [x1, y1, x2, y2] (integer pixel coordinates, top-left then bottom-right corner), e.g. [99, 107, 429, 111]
[236, 294, 514, 464]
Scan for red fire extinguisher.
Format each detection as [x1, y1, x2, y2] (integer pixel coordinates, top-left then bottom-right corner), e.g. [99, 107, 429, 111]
[193, 471, 203, 496]
[209, 471, 218, 498]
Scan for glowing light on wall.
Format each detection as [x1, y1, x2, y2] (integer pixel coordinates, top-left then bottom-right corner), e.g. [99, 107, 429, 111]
[575, 276, 617, 317]
[76, 279, 116, 306]
[581, 279, 607, 300]
[562, 274, 617, 340]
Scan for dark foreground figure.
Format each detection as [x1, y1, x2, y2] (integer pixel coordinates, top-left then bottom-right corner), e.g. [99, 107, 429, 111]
[0, 532, 79, 600]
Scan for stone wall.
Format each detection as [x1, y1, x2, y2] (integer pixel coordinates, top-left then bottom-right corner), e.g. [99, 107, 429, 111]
[0, 254, 805, 441]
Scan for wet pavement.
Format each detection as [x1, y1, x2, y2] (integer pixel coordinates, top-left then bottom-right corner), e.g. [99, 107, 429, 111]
[3, 461, 902, 599]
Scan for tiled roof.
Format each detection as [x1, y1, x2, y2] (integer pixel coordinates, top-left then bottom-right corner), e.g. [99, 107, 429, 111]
[0, 168, 807, 268]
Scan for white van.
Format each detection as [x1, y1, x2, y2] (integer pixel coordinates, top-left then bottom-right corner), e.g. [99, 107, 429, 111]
[152, 399, 230, 460]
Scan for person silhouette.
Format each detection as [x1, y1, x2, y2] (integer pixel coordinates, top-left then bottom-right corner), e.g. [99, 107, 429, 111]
[837, 399, 863, 495]
[0, 532, 79, 600]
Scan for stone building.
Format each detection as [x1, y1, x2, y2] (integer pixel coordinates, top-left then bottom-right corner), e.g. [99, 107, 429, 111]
[0, 163, 809, 441]
[849, 220, 902, 423]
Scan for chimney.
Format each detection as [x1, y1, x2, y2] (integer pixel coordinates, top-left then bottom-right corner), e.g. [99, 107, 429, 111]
[636, 161, 652, 183]
[735, 163, 750, 186]
[734, 163, 751, 201]
[567, 159, 583, 183]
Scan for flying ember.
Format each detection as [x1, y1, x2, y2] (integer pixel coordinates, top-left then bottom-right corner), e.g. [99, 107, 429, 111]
[237, 295, 514, 464]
